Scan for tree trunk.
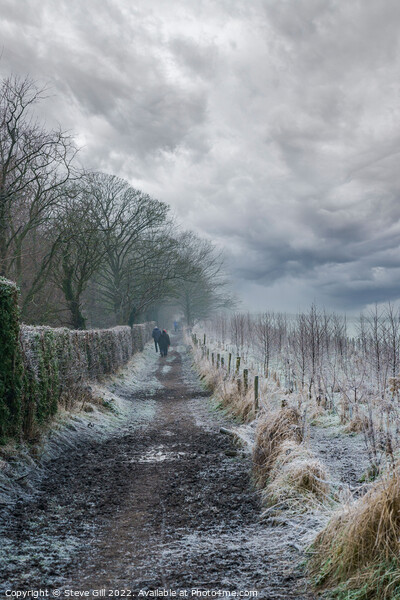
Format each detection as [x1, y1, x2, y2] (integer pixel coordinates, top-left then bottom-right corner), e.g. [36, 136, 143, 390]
[69, 299, 86, 330]
[61, 259, 86, 329]
[0, 191, 9, 277]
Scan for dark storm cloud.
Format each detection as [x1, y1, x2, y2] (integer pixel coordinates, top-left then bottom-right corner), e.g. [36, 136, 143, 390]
[1, 0, 400, 311]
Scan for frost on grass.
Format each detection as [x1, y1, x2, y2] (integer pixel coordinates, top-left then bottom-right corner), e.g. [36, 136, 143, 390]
[250, 407, 334, 520]
[309, 465, 400, 599]
[263, 440, 331, 515]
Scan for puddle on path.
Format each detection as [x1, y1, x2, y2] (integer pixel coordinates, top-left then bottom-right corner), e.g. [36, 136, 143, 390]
[130, 446, 188, 463]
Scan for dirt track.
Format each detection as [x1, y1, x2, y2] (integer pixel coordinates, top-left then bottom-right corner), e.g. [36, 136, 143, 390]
[0, 336, 314, 599]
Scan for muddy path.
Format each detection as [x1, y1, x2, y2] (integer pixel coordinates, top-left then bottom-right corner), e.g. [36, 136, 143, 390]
[0, 336, 314, 599]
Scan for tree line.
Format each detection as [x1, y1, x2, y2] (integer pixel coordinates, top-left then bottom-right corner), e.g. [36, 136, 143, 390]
[0, 75, 232, 328]
[211, 306, 400, 400]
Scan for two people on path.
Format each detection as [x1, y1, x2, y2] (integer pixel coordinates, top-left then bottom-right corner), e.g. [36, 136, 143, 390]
[152, 326, 170, 356]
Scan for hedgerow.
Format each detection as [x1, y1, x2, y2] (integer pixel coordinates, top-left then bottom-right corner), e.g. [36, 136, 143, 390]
[0, 278, 23, 442]
[0, 278, 153, 442]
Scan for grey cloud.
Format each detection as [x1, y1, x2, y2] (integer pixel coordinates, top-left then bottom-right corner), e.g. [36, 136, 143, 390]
[0, 0, 45, 27]
[169, 37, 219, 79]
[0, 0, 399, 311]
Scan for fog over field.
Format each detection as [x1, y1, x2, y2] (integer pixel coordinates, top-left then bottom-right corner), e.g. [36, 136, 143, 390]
[1, 0, 399, 312]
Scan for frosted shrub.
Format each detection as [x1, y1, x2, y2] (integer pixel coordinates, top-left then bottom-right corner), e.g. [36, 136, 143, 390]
[17, 322, 154, 440]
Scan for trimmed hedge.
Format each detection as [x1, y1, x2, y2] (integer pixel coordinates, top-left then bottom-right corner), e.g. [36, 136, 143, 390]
[0, 279, 154, 442]
[19, 323, 153, 439]
[0, 278, 23, 441]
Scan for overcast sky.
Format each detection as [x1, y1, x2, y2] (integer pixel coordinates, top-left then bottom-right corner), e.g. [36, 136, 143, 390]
[1, 0, 400, 313]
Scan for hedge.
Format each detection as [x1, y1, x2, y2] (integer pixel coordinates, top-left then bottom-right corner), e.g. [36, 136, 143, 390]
[0, 278, 23, 441]
[0, 278, 154, 442]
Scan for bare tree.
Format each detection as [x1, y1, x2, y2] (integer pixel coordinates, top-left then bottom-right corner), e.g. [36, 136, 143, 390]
[50, 191, 105, 329]
[0, 75, 78, 286]
[85, 172, 168, 324]
[231, 313, 246, 356]
[173, 233, 234, 327]
[291, 313, 308, 390]
[383, 303, 400, 381]
[254, 311, 276, 377]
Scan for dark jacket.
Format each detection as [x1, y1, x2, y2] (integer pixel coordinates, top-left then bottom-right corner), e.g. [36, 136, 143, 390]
[152, 327, 161, 341]
[158, 331, 170, 350]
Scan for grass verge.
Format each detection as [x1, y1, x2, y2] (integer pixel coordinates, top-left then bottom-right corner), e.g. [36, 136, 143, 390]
[253, 406, 332, 516]
[308, 466, 400, 599]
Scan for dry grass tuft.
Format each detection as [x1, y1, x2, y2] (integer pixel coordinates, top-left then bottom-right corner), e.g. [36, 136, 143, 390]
[196, 358, 222, 392]
[218, 379, 255, 422]
[253, 407, 303, 486]
[203, 369, 223, 392]
[344, 413, 369, 434]
[261, 440, 331, 514]
[309, 466, 400, 599]
[253, 405, 331, 516]
[309, 404, 326, 422]
[271, 440, 329, 494]
[194, 355, 255, 422]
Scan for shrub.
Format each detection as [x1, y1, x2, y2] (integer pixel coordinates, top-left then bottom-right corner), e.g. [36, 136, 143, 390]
[19, 323, 153, 439]
[0, 279, 154, 443]
[0, 278, 23, 440]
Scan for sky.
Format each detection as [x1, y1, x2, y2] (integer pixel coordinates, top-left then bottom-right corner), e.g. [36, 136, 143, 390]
[1, 0, 400, 313]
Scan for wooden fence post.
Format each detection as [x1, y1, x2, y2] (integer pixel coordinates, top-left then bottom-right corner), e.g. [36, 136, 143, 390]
[235, 356, 241, 376]
[243, 368, 248, 393]
[254, 375, 259, 412]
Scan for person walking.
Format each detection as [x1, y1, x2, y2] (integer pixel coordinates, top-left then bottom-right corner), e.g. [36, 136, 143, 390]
[173, 320, 178, 332]
[158, 329, 171, 357]
[152, 326, 161, 353]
